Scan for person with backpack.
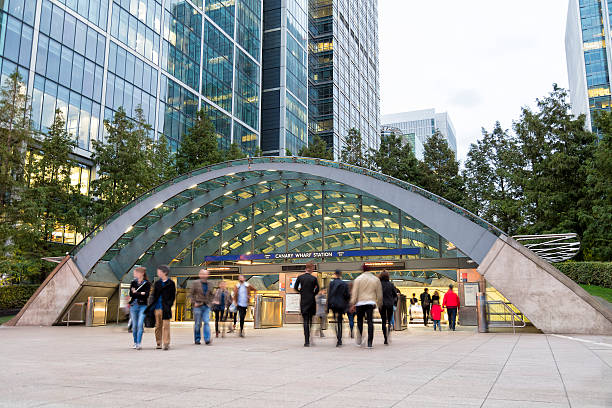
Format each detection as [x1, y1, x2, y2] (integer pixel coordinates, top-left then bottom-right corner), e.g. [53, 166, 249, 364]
[443, 284, 461, 331]
[147, 265, 176, 350]
[294, 262, 320, 347]
[379, 270, 398, 345]
[128, 267, 151, 350]
[327, 270, 350, 347]
[420, 288, 432, 326]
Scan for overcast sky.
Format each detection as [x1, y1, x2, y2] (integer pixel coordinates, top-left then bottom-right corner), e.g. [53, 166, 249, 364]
[378, 0, 569, 163]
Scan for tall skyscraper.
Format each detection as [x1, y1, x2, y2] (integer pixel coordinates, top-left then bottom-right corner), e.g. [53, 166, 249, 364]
[308, 0, 380, 159]
[566, 0, 612, 130]
[381, 109, 457, 160]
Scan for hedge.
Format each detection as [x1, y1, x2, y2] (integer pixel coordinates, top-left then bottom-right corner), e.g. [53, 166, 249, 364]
[0, 284, 39, 310]
[555, 262, 612, 289]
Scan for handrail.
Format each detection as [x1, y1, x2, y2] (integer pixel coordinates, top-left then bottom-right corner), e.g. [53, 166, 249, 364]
[70, 157, 507, 256]
[61, 302, 86, 326]
[485, 300, 526, 333]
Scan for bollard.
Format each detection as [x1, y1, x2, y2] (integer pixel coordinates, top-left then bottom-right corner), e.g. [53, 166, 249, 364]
[477, 292, 488, 333]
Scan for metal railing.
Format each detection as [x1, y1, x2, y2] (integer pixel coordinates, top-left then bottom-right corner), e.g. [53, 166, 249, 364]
[485, 300, 526, 333]
[61, 302, 86, 326]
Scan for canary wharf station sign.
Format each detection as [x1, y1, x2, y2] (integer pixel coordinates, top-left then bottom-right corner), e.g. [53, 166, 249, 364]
[204, 247, 420, 262]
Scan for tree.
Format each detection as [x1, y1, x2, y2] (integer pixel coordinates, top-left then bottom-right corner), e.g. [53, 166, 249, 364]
[582, 111, 612, 260]
[150, 135, 176, 185]
[463, 122, 524, 234]
[225, 142, 246, 161]
[298, 135, 333, 160]
[368, 131, 421, 184]
[513, 85, 596, 244]
[175, 109, 222, 174]
[419, 131, 464, 205]
[341, 128, 366, 166]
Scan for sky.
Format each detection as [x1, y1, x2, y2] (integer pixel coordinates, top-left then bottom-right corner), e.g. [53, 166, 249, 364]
[378, 0, 570, 163]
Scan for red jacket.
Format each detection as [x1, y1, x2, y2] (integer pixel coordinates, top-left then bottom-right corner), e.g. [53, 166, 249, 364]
[431, 304, 442, 320]
[443, 290, 460, 308]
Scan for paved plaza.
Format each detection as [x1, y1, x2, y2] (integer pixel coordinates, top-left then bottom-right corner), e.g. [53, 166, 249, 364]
[1, 324, 612, 407]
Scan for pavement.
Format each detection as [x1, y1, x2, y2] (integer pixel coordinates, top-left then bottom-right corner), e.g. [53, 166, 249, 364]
[1, 323, 612, 407]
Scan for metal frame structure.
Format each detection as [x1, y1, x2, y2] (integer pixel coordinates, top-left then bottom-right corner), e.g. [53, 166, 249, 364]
[512, 234, 580, 263]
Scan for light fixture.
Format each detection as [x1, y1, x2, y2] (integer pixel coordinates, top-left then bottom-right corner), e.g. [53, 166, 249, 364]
[154, 203, 163, 209]
[227, 172, 235, 176]
[124, 226, 133, 233]
[294, 223, 302, 228]
[267, 236, 275, 241]
[306, 203, 313, 207]
[258, 181, 267, 185]
[222, 242, 228, 247]
[224, 190, 233, 196]
[164, 228, 172, 235]
[192, 207, 200, 214]
[353, 215, 360, 218]
[338, 201, 345, 205]
[189, 184, 197, 189]
[246, 251, 252, 255]
[275, 211, 283, 216]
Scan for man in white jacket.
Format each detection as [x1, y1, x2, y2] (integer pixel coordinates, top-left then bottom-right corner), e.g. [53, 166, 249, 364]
[349, 266, 383, 348]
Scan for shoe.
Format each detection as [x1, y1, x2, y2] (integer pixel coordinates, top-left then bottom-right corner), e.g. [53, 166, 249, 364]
[240, 330, 244, 338]
[336, 341, 342, 347]
[156, 345, 162, 349]
[304, 342, 310, 347]
[195, 341, 201, 345]
[366, 344, 373, 349]
[132, 344, 138, 349]
[136, 344, 142, 350]
[163, 345, 169, 350]
[205, 340, 211, 345]
[350, 328, 354, 338]
[216, 332, 219, 338]
[355, 331, 362, 347]
[384, 339, 388, 345]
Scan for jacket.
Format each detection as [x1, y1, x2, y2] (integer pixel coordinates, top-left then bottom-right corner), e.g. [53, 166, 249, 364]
[381, 280, 398, 308]
[420, 291, 432, 308]
[147, 279, 176, 320]
[443, 290, 460, 308]
[212, 287, 231, 311]
[350, 272, 383, 309]
[129, 279, 151, 306]
[233, 282, 257, 306]
[190, 279, 214, 308]
[327, 278, 350, 312]
[431, 304, 443, 320]
[294, 272, 319, 315]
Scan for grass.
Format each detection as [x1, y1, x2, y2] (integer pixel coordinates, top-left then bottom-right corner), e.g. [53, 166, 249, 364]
[0, 315, 15, 325]
[580, 284, 612, 304]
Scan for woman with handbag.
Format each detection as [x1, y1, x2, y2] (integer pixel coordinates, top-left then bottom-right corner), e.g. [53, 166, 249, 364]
[212, 281, 231, 338]
[128, 267, 151, 350]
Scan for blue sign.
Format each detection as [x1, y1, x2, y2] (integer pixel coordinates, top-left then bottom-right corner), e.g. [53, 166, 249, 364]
[204, 247, 420, 262]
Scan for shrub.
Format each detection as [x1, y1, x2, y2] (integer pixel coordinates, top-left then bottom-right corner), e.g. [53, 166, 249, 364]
[555, 262, 612, 289]
[0, 284, 39, 310]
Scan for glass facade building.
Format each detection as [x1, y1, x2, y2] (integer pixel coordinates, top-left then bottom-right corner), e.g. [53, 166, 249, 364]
[381, 109, 457, 160]
[566, 0, 612, 130]
[308, 0, 380, 160]
[1, 0, 263, 160]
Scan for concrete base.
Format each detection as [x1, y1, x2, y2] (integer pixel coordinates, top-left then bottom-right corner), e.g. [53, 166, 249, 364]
[478, 236, 612, 335]
[8, 256, 84, 326]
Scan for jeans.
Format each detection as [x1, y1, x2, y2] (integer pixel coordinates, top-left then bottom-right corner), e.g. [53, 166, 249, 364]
[423, 305, 430, 325]
[347, 312, 355, 330]
[433, 320, 441, 330]
[332, 310, 344, 343]
[379, 305, 393, 342]
[356, 304, 375, 347]
[302, 312, 313, 344]
[447, 307, 457, 330]
[237, 306, 248, 331]
[193, 305, 211, 343]
[129, 303, 146, 345]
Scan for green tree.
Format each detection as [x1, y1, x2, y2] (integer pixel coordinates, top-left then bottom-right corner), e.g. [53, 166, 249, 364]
[583, 111, 612, 260]
[150, 134, 176, 185]
[419, 131, 464, 205]
[175, 109, 222, 174]
[341, 128, 366, 166]
[225, 142, 246, 161]
[463, 122, 524, 234]
[298, 135, 333, 160]
[367, 132, 421, 184]
[513, 85, 596, 244]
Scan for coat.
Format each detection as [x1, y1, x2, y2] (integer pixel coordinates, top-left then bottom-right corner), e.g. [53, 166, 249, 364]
[233, 282, 257, 306]
[190, 279, 214, 308]
[431, 304, 443, 320]
[420, 291, 432, 309]
[443, 290, 460, 308]
[147, 279, 176, 320]
[327, 278, 350, 313]
[350, 272, 383, 309]
[381, 280, 398, 308]
[294, 272, 319, 315]
[212, 288, 231, 311]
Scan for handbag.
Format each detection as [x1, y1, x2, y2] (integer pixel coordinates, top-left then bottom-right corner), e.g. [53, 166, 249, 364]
[144, 307, 156, 328]
[229, 303, 237, 313]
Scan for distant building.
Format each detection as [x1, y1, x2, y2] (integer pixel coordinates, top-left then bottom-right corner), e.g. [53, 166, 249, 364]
[565, 0, 612, 130]
[380, 125, 424, 160]
[381, 109, 457, 160]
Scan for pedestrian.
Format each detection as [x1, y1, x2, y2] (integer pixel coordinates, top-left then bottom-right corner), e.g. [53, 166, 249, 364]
[190, 269, 214, 345]
[347, 281, 355, 338]
[233, 274, 257, 337]
[128, 267, 151, 350]
[315, 289, 327, 337]
[212, 281, 231, 338]
[432, 290, 440, 304]
[148, 265, 176, 350]
[294, 262, 320, 347]
[327, 270, 350, 347]
[420, 288, 432, 326]
[227, 289, 237, 333]
[379, 270, 398, 345]
[350, 265, 383, 349]
[443, 284, 461, 331]
[410, 293, 418, 305]
[431, 299, 442, 331]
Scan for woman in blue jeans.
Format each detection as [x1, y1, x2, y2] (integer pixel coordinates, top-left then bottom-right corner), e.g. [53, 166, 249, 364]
[129, 267, 151, 350]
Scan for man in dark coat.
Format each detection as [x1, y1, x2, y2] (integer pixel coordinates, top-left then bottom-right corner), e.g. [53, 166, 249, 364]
[294, 262, 319, 347]
[146, 265, 176, 350]
[420, 288, 432, 326]
[327, 269, 350, 347]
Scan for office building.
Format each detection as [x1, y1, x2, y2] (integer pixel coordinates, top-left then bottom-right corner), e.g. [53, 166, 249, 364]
[382, 109, 457, 160]
[566, 0, 612, 130]
[308, 0, 380, 159]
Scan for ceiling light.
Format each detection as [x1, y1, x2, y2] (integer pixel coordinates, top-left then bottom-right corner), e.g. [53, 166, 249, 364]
[192, 207, 200, 214]
[267, 236, 275, 241]
[227, 172, 235, 176]
[258, 181, 267, 185]
[222, 242, 228, 247]
[164, 228, 172, 235]
[224, 190, 233, 195]
[338, 201, 345, 205]
[275, 211, 283, 216]
[306, 203, 313, 207]
[154, 203, 163, 209]
[353, 215, 360, 218]
[124, 226, 133, 233]
[294, 223, 302, 228]
[189, 184, 197, 189]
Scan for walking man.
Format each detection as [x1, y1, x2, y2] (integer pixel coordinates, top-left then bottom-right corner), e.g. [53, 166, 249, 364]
[350, 265, 383, 349]
[327, 270, 349, 347]
[294, 262, 319, 347]
[148, 265, 176, 350]
[443, 284, 461, 331]
[233, 274, 257, 337]
[420, 288, 432, 326]
[190, 269, 214, 345]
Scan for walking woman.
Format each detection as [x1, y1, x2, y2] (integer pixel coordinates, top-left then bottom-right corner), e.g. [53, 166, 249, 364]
[379, 270, 398, 345]
[147, 265, 176, 350]
[129, 267, 151, 350]
[212, 281, 231, 337]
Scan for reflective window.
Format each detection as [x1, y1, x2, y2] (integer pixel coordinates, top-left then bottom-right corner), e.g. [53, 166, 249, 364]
[234, 49, 260, 130]
[236, 0, 260, 61]
[205, 0, 235, 37]
[202, 21, 233, 112]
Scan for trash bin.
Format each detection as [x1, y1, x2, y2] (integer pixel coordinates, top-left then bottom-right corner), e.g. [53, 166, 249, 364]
[393, 294, 408, 330]
[254, 295, 283, 328]
[85, 296, 108, 327]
